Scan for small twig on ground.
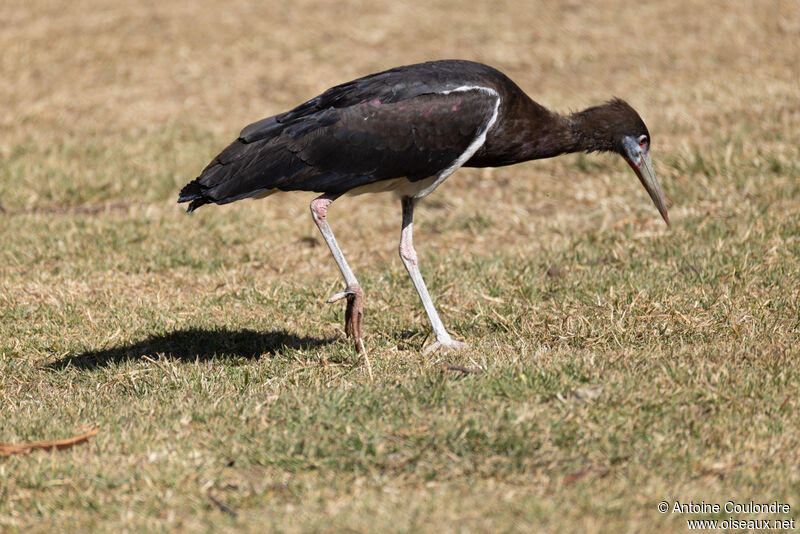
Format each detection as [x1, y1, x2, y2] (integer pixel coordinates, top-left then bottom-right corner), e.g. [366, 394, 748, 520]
[142, 354, 171, 374]
[208, 494, 237, 517]
[440, 363, 482, 375]
[360, 340, 374, 382]
[563, 465, 612, 484]
[0, 424, 99, 456]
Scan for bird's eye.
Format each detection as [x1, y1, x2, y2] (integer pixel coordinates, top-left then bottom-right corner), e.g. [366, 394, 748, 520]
[638, 135, 648, 150]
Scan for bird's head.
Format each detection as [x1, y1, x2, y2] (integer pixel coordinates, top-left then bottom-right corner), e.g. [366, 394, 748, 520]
[575, 99, 670, 226]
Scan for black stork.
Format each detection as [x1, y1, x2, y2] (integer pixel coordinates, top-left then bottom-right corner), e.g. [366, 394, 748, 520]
[179, 59, 669, 353]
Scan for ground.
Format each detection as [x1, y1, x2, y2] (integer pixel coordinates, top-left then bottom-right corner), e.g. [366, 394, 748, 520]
[1, 0, 799, 532]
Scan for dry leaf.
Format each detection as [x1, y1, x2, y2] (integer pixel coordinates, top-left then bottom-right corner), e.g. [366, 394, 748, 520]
[557, 385, 604, 403]
[573, 385, 604, 401]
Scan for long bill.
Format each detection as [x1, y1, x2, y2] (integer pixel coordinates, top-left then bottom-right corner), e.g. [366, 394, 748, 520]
[626, 151, 670, 227]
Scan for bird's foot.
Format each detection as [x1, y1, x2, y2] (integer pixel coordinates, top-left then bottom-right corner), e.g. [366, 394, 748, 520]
[423, 336, 468, 355]
[327, 285, 364, 352]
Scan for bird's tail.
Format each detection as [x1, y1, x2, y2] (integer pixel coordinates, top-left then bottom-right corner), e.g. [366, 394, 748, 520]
[178, 133, 299, 213]
[178, 180, 209, 213]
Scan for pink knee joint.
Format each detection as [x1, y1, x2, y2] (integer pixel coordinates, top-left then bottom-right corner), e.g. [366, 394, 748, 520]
[310, 198, 332, 222]
[399, 241, 418, 266]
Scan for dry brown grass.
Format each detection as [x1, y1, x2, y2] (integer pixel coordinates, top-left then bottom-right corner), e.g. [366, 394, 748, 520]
[2, 0, 800, 532]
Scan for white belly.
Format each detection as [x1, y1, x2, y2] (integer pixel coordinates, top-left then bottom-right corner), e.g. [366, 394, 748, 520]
[344, 175, 441, 199]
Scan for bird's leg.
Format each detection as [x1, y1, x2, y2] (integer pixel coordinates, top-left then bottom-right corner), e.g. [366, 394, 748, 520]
[399, 196, 467, 354]
[310, 193, 364, 351]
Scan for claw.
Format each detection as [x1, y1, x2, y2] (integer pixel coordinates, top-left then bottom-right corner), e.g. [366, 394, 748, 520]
[343, 286, 364, 348]
[327, 285, 365, 352]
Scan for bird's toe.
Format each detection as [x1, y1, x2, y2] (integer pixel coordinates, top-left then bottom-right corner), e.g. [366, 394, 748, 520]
[326, 289, 353, 303]
[423, 338, 468, 355]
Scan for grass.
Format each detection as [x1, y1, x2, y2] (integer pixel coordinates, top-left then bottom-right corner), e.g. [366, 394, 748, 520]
[2, 0, 800, 531]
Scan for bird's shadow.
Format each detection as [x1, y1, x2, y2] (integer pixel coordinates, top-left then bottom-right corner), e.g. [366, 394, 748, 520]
[47, 327, 337, 371]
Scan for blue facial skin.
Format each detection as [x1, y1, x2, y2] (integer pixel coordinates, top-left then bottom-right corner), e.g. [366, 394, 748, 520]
[622, 134, 670, 226]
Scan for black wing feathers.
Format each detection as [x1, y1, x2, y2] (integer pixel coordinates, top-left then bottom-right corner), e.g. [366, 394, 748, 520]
[180, 61, 502, 211]
[238, 117, 282, 143]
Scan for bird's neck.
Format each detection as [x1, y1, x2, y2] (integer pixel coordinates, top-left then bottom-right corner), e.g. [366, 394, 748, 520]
[518, 106, 618, 160]
[563, 105, 618, 154]
[467, 100, 617, 167]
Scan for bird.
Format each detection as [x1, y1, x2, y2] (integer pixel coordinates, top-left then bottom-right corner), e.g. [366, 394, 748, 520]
[179, 59, 669, 354]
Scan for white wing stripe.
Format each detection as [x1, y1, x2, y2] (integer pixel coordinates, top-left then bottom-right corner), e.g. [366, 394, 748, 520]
[413, 86, 501, 198]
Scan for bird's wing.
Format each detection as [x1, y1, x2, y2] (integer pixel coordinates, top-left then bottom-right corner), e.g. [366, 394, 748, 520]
[279, 88, 500, 189]
[180, 87, 500, 208]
